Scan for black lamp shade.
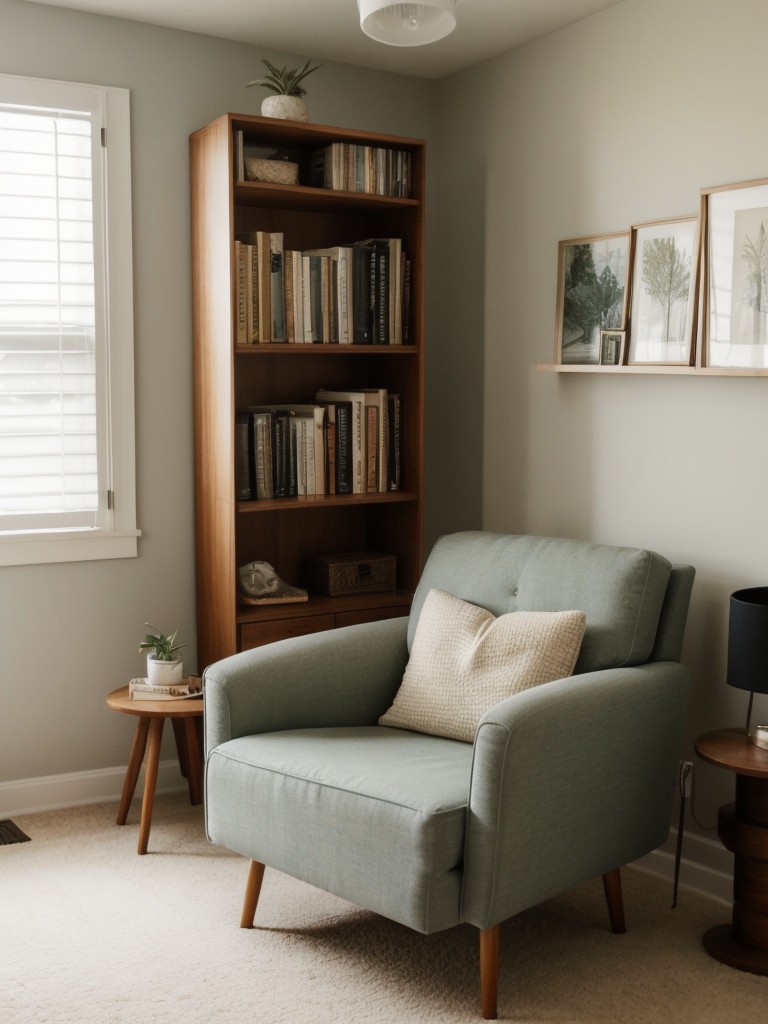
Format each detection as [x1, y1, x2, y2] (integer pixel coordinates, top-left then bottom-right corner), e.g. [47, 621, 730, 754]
[727, 587, 768, 695]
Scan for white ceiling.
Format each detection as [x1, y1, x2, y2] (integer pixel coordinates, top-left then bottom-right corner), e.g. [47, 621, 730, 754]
[24, 0, 624, 79]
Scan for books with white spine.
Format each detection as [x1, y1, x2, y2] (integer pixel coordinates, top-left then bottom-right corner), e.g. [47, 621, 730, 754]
[128, 677, 203, 701]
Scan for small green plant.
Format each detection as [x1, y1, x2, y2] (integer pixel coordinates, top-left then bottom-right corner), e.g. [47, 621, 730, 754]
[246, 59, 322, 97]
[139, 624, 185, 662]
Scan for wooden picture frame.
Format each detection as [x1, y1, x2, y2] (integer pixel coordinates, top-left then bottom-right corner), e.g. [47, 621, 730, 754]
[599, 330, 625, 365]
[555, 232, 630, 365]
[627, 217, 698, 366]
[702, 177, 768, 369]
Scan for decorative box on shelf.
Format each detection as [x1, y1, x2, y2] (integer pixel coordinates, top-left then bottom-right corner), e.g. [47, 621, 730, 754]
[304, 551, 396, 597]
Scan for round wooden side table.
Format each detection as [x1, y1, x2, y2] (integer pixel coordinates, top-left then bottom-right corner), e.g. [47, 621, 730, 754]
[695, 727, 768, 974]
[106, 683, 204, 855]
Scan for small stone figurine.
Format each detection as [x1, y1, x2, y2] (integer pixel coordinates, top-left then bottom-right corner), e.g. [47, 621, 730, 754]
[238, 560, 308, 604]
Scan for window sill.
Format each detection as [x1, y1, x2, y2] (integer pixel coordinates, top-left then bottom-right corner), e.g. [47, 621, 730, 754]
[0, 529, 141, 567]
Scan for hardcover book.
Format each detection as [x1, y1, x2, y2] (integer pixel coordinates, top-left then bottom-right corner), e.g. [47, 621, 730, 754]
[128, 677, 202, 701]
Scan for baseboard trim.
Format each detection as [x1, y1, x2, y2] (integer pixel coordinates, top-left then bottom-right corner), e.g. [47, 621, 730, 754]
[0, 762, 189, 817]
[632, 828, 733, 906]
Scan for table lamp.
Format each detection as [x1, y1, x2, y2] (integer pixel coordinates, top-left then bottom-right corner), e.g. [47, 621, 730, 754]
[727, 587, 768, 748]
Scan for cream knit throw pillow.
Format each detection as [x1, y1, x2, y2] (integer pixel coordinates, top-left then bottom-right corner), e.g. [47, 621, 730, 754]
[379, 589, 587, 742]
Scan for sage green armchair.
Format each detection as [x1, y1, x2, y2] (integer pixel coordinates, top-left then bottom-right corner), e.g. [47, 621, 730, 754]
[203, 532, 694, 1018]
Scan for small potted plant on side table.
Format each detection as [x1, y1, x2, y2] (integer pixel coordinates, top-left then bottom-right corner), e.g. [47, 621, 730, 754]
[139, 624, 186, 688]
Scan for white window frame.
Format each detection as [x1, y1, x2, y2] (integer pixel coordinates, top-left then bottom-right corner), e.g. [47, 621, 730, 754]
[0, 73, 138, 566]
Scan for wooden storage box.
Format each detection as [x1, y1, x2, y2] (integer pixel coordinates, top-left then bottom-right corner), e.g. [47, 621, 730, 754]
[305, 552, 396, 597]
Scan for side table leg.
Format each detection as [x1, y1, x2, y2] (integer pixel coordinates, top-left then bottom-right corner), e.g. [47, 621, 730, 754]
[171, 717, 190, 779]
[138, 717, 165, 855]
[184, 717, 203, 806]
[117, 717, 150, 826]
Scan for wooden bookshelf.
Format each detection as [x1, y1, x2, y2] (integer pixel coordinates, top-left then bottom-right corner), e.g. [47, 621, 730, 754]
[190, 114, 425, 668]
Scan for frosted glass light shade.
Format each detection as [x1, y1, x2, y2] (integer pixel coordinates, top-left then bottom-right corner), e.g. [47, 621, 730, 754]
[358, 0, 457, 47]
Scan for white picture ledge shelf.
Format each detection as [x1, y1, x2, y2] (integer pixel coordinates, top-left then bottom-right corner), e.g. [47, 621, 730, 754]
[537, 364, 768, 377]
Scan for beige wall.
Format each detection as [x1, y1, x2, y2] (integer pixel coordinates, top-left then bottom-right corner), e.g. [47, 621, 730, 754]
[0, 0, 433, 795]
[433, 0, 768, 847]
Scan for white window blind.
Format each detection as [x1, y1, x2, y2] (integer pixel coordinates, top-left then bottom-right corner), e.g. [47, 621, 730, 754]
[0, 104, 101, 529]
[0, 75, 137, 565]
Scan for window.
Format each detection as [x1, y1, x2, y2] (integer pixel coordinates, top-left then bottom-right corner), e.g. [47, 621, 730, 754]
[0, 74, 138, 565]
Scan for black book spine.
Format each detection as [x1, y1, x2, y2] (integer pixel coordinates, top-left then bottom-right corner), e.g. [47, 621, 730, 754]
[251, 412, 274, 500]
[373, 243, 389, 345]
[288, 419, 298, 496]
[309, 255, 323, 343]
[387, 394, 401, 491]
[335, 402, 352, 494]
[352, 246, 373, 344]
[234, 412, 253, 499]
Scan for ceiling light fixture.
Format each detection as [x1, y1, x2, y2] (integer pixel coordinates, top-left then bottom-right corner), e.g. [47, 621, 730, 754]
[358, 0, 457, 47]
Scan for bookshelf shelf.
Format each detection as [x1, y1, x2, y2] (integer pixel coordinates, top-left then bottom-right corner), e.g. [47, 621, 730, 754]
[236, 589, 413, 625]
[234, 180, 419, 212]
[236, 491, 418, 514]
[190, 114, 425, 667]
[235, 344, 418, 355]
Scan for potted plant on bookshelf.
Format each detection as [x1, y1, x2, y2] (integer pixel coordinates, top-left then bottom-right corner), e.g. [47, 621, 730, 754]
[246, 59, 322, 122]
[139, 625, 186, 688]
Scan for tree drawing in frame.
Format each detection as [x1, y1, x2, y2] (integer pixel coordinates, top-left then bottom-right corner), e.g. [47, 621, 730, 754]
[704, 178, 768, 369]
[628, 218, 697, 365]
[556, 233, 629, 364]
[732, 208, 768, 345]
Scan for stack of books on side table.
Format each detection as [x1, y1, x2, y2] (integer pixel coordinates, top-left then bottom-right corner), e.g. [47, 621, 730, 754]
[128, 676, 203, 701]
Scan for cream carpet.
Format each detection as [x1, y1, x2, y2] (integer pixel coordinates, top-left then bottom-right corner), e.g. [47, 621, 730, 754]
[1, 792, 767, 1023]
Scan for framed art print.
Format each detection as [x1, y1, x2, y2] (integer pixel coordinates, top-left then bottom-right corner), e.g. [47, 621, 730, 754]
[599, 330, 625, 365]
[703, 178, 768, 369]
[555, 232, 630, 365]
[627, 217, 698, 366]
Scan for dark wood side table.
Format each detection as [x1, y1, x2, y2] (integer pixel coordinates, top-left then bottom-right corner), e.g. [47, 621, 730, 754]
[695, 727, 768, 974]
[106, 682, 204, 855]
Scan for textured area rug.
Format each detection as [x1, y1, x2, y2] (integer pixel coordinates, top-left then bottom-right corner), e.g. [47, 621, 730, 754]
[1, 793, 766, 1023]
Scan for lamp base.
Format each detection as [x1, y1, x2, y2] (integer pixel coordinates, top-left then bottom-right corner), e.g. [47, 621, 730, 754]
[750, 725, 768, 750]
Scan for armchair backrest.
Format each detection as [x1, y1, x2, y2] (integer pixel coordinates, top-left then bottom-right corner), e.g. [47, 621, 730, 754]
[410, 532, 694, 673]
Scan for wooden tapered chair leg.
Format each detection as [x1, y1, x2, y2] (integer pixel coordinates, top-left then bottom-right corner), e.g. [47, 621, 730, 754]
[240, 860, 266, 928]
[602, 868, 626, 934]
[479, 925, 500, 1020]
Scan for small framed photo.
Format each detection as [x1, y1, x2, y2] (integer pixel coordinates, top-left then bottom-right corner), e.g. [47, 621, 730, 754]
[555, 232, 630, 365]
[599, 330, 625, 365]
[627, 217, 698, 365]
[703, 178, 768, 369]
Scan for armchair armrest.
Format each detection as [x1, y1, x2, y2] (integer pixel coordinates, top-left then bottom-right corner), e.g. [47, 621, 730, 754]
[461, 661, 690, 929]
[204, 616, 409, 755]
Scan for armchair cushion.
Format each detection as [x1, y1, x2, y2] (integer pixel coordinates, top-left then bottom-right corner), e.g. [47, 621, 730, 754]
[205, 725, 474, 934]
[379, 588, 586, 742]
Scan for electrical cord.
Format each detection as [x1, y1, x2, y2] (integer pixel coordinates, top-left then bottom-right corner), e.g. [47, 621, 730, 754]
[671, 759, 715, 909]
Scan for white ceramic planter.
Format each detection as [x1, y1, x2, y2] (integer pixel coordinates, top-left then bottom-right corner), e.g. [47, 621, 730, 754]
[146, 656, 184, 687]
[261, 94, 309, 122]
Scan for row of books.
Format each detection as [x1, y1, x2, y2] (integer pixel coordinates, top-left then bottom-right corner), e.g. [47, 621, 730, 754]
[235, 389, 402, 501]
[235, 232, 409, 345]
[232, 134, 412, 199]
[310, 142, 412, 198]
